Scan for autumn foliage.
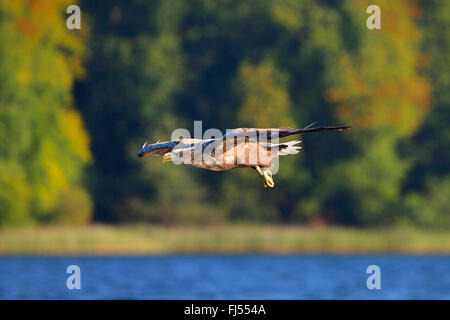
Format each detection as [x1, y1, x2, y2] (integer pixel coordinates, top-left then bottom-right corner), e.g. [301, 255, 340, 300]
[0, 0, 448, 228]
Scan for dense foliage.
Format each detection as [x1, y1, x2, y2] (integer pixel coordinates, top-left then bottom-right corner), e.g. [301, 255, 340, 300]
[0, 0, 448, 228]
[0, 0, 91, 226]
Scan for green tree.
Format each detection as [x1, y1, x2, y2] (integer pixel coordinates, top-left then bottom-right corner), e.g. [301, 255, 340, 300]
[317, 0, 431, 225]
[401, 0, 450, 227]
[76, 0, 439, 227]
[0, 0, 91, 226]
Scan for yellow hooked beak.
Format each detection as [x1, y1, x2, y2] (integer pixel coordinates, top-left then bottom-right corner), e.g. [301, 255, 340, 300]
[162, 153, 173, 163]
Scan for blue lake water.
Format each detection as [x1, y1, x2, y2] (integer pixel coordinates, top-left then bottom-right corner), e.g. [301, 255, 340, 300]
[0, 255, 449, 299]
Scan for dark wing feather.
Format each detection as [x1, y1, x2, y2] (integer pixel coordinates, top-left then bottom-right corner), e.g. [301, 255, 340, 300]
[276, 123, 351, 138]
[201, 123, 350, 150]
[137, 141, 180, 157]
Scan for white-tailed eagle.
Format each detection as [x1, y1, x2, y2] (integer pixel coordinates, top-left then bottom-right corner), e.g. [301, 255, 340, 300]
[138, 124, 350, 187]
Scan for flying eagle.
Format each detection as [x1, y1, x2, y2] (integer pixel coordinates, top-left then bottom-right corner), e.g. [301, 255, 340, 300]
[137, 124, 350, 188]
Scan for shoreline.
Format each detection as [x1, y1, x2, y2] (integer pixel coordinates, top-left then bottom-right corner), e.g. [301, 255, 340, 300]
[1, 224, 449, 255]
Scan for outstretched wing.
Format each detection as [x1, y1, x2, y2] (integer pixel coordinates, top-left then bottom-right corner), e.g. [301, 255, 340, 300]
[262, 123, 351, 138]
[138, 124, 350, 157]
[201, 123, 351, 150]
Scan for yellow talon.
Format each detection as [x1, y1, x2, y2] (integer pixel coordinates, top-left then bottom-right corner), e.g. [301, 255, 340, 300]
[263, 172, 274, 188]
[163, 153, 173, 163]
[255, 166, 263, 176]
[255, 166, 274, 188]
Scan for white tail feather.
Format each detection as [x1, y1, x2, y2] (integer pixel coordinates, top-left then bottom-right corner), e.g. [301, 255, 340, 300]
[273, 140, 302, 156]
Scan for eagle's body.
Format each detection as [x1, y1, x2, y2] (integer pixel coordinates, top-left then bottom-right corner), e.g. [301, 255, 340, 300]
[138, 124, 350, 187]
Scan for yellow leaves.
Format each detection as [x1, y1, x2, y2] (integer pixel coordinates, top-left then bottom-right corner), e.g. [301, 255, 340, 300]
[36, 141, 69, 211]
[44, 159, 68, 191]
[0, 161, 32, 226]
[330, 76, 431, 133]
[271, 0, 303, 30]
[58, 109, 92, 163]
[0, 0, 90, 224]
[15, 17, 36, 35]
[51, 54, 73, 90]
[235, 60, 295, 128]
[7, 0, 70, 41]
[16, 67, 32, 85]
[379, 0, 420, 39]
[3, 0, 86, 84]
[53, 187, 93, 225]
[32, 109, 91, 215]
[327, 0, 431, 136]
